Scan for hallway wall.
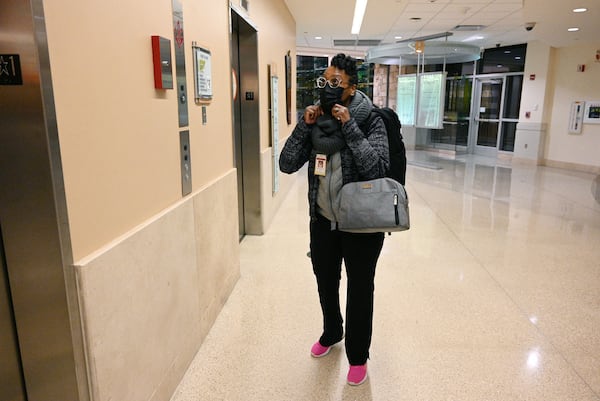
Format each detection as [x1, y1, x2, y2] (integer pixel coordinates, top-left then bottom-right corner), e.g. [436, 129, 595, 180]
[544, 43, 600, 172]
[44, 0, 235, 261]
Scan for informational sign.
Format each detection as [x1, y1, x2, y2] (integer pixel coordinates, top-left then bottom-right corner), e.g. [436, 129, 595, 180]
[397, 72, 446, 129]
[417, 72, 446, 129]
[270, 72, 280, 194]
[192, 44, 212, 101]
[397, 75, 416, 126]
[583, 101, 600, 124]
[0, 54, 23, 85]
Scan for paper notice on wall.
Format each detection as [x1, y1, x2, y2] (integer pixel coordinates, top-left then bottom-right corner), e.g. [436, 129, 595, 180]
[568, 101, 584, 134]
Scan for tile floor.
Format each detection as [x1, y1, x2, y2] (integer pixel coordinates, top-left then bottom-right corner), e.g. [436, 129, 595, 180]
[171, 151, 600, 401]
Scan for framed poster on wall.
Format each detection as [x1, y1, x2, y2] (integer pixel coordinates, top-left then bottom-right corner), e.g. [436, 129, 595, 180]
[583, 101, 600, 124]
[192, 43, 212, 101]
[269, 64, 280, 194]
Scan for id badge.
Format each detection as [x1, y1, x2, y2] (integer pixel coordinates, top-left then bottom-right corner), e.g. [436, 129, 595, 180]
[315, 154, 327, 176]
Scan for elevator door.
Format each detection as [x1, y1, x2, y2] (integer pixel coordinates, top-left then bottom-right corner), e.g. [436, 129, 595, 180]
[231, 9, 261, 238]
[0, 227, 27, 401]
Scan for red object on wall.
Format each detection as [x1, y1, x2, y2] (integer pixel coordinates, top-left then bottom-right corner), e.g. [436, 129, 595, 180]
[151, 36, 173, 89]
[529, 74, 536, 80]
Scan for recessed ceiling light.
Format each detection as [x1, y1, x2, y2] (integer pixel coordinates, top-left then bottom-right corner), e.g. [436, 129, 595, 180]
[504, 50, 511, 54]
[394, 36, 403, 39]
[573, 8, 587, 13]
[515, 56, 522, 60]
[314, 36, 323, 40]
[568, 27, 580, 32]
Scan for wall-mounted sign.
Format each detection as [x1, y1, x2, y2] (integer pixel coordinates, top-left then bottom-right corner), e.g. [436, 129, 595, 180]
[583, 101, 600, 124]
[192, 43, 212, 102]
[397, 72, 446, 129]
[0, 54, 23, 85]
[397, 75, 416, 126]
[270, 64, 279, 194]
[568, 101, 584, 134]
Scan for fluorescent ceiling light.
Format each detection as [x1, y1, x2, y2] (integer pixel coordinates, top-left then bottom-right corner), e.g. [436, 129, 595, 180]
[573, 8, 587, 12]
[351, 0, 369, 35]
[462, 35, 484, 42]
[314, 36, 322, 39]
[568, 27, 580, 32]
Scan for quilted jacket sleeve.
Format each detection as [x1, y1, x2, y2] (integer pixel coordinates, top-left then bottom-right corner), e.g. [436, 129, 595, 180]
[279, 118, 313, 174]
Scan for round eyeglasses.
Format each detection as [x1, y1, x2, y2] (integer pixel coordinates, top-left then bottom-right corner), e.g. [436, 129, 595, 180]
[316, 76, 345, 89]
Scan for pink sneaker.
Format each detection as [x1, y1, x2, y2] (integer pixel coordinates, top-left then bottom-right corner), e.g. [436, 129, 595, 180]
[310, 341, 332, 358]
[347, 364, 368, 386]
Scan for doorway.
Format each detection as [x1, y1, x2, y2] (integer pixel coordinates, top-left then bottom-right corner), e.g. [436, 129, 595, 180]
[230, 9, 261, 239]
[471, 74, 523, 156]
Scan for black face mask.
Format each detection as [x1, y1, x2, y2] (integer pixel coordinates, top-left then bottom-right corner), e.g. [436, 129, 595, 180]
[319, 86, 344, 115]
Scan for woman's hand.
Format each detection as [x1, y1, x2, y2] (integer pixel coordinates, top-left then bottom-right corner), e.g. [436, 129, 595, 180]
[332, 104, 350, 125]
[304, 105, 322, 125]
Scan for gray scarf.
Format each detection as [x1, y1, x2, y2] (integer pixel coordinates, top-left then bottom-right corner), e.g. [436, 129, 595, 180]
[311, 90, 373, 155]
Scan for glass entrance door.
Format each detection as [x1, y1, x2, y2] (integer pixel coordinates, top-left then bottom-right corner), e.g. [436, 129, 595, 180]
[473, 78, 503, 156]
[471, 75, 523, 155]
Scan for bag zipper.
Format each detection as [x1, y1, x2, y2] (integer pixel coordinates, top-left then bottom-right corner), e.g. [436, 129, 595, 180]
[394, 193, 399, 225]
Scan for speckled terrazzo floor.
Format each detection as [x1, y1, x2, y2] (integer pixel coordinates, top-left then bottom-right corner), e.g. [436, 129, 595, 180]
[170, 151, 600, 401]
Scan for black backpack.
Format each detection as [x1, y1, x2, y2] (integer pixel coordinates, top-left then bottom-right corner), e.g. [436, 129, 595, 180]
[366, 106, 407, 185]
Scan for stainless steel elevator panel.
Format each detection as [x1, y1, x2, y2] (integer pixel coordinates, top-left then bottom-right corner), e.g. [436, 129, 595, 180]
[172, 0, 189, 127]
[0, 230, 25, 401]
[0, 0, 86, 399]
[180, 130, 192, 196]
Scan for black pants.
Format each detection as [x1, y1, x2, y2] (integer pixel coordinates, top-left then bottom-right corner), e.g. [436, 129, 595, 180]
[310, 213, 384, 365]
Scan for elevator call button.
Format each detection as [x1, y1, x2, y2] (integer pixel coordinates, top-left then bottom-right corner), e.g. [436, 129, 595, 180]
[0, 54, 23, 85]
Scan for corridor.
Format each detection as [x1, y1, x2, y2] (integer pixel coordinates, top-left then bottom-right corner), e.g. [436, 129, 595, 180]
[171, 152, 600, 401]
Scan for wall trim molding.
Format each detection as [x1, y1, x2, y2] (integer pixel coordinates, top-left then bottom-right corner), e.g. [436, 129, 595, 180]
[542, 159, 600, 175]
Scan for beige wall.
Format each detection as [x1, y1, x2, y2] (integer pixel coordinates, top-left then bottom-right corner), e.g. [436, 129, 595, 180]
[545, 43, 600, 170]
[45, 0, 233, 262]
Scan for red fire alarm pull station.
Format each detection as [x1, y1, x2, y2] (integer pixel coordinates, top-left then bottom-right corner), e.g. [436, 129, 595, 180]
[151, 36, 173, 89]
